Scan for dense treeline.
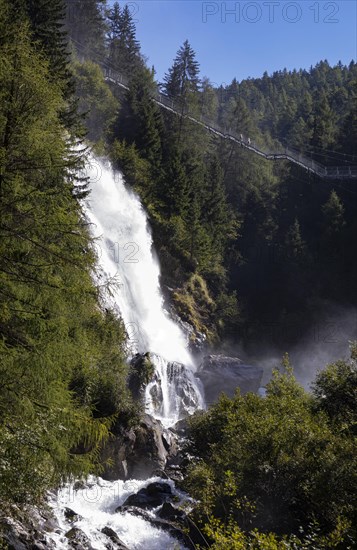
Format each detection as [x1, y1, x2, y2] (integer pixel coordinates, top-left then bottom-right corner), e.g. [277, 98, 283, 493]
[0, 0, 131, 505]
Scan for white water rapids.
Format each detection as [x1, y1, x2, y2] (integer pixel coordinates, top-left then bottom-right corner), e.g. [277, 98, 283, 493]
[47, 155, 204, 549]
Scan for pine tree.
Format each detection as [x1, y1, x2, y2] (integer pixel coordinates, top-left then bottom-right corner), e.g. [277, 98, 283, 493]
[221, 96, 254, 137]
[162, 39, 200, 105]
[127, 68, 163, 166]
[288, 116, 313, 151]
[161, 153, 190, 217]
[0, 0, 129, 504]
[107, 3, 142, 75]
[65, 0, 107, 58]
[107, 0, 121, 41]
[311, 91, 337, 153]
[338, 98, 357, 160]
[321, 190, 345, 236]
[285, 218, 306, 260]
[202, 158, 234, 257]
[200, 76, 218, 119]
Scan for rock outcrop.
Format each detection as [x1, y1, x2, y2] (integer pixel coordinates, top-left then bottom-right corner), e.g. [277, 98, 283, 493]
[0, 504, 57, 549]
[101, 414, 178, 481]
[117, 481, 173, 510]
[196, 354, 263, 404]
[130, 352, 202, 420]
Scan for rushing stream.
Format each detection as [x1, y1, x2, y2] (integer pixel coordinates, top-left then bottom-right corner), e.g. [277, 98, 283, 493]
[47, 155, 204, 549]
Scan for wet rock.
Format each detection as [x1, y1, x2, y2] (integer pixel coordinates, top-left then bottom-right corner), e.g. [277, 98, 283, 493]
[169, 306, 207, 353]
[101, 526, 130, 549]
[0, 505, 57, 549]
[170, 418, 189, 437]
[73, 480, 87, 491]
[116, 506, 195, 550]
[100, 426, 136, 481]
[158, 502, 186, 522]
[164, 464, 184, 483]
[65, 527, 94, 549]
[117, 481, 173, 510]
[64, 508, 82, 523]
[166, 361, 201, 416]
[129, 415, 169, 479]
[130, 351, 201, 419]
[162, 428, 178, 454]
[196, 354, 264, 404]
[101, 412, 179, 481]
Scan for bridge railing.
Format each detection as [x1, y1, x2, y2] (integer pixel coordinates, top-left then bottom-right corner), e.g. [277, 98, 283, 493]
[100, 63, 357, 180]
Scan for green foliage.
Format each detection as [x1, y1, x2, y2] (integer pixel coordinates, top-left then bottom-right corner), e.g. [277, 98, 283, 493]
[312, 342, 357, 429]
[64, 0, 107, 58]
[321, 190, 345, 235]
[172, 274, 217, 342]
[72, 60, 119, 142]
[186, 352, 357, 546]
[106, 2, 142, 74]
[163, 39, 200, 104]
[0, 0, 130, 505]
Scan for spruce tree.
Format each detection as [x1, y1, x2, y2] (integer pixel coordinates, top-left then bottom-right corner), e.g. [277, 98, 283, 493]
[0, 0, 129, 504]
[162, 39, 200, 104]
[322, 190, 345, 236]
[202, 157, 233, 258]
[65, 0, 107, 58]
[311, 91, 337, 153]
[107, 3, 142, 74]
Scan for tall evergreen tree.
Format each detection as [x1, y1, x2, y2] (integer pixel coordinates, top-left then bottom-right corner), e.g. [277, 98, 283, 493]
[65, 0, 107, 58]
[162, 39, 200, 106]
[321, 190, 345, 236]
[311, 91, 337, 153]
[107, 3, 142, 74]
[0, 0, 129, 504]
[202, 157, 234, 258]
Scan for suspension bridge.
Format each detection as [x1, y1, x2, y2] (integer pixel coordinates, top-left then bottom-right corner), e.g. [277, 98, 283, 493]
[100, 63, 357, 180]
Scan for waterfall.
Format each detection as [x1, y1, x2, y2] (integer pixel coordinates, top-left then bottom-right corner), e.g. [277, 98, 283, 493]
[83, 155, 204, 424]
[47, 155, 204, 549]
[84, 156, 190, 364]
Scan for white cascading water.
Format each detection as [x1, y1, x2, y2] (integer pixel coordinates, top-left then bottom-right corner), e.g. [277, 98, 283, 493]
[47, 155, 203, 549]
[48, 476, 193, 550]
[83, 155, 203, 425]
[85, 156, 191, 364]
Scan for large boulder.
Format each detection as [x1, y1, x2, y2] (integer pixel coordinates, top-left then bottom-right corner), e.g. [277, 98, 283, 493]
[0, 505, 57, 549]
[117, 481, 173, 510]
[65, 527, 94, 549]
[101, 526, 130, 549]
[100, 425, 136, 480]
[129, 415, 176, 479]
[101, 414, 178, 481]
[196, 354, 263, 404]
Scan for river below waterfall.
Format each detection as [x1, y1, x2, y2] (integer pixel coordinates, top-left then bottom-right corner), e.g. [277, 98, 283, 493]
[46, 155, 204, 549]
[47, 476, 192, 549]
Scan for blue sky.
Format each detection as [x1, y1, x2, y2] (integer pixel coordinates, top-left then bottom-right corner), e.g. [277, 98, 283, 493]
[111, 1, 357, 85]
